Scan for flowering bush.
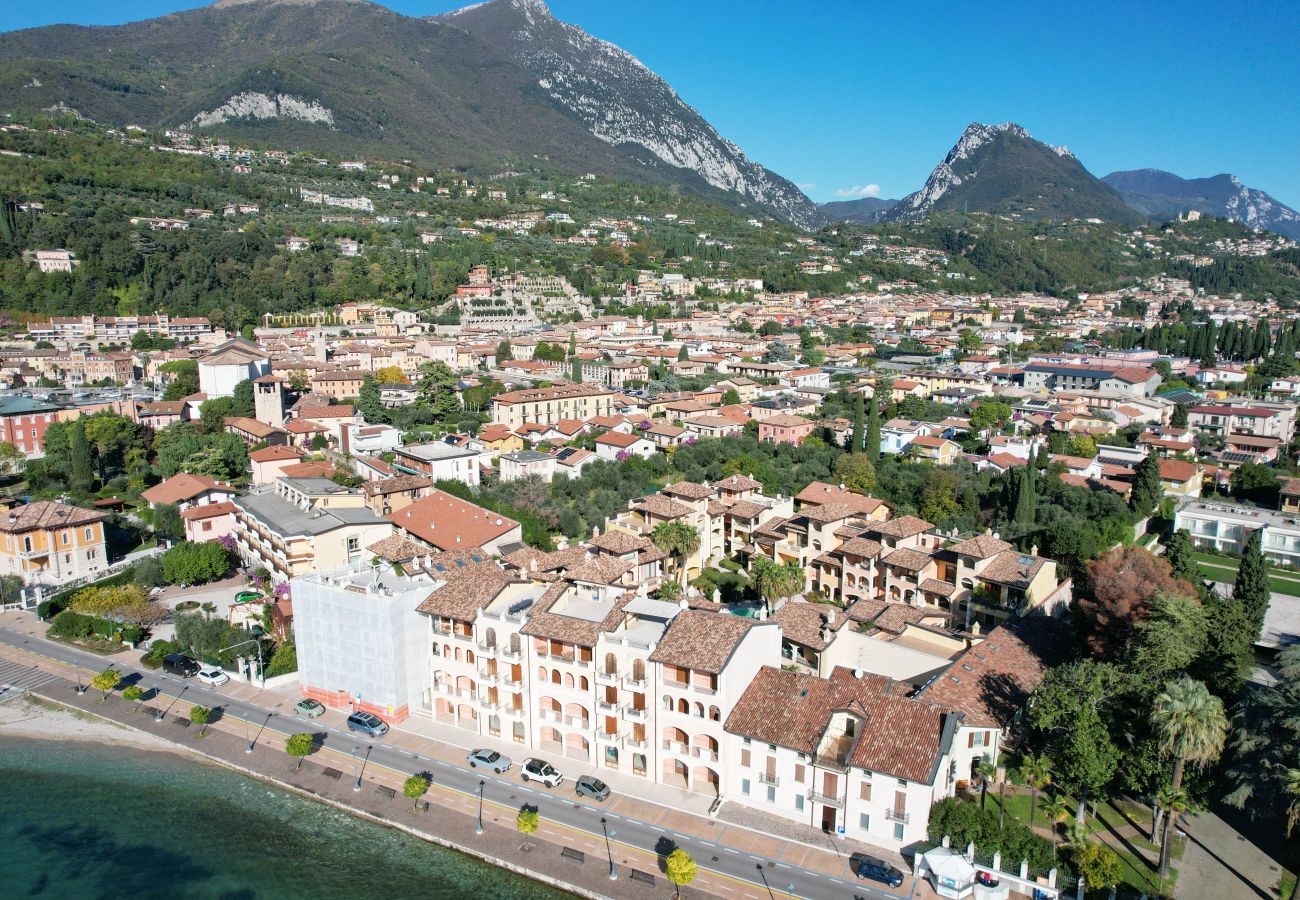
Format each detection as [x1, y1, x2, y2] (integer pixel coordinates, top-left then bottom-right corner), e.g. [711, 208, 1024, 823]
[217, 534, 237, 554]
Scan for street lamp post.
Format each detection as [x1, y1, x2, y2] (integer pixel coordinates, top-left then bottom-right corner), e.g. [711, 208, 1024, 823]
[74, 667, 85, 695]
[601, 817, 616, 881]
[476, 780, 485, 835]
[214, 637, 266, 689]
[351, 745, 361, 791]
[354, 744, 372, 792]
[243, 711, 253, 753]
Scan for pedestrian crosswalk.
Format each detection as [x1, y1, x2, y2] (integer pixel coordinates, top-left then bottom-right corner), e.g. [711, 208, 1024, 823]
[0, 658, 57, 704]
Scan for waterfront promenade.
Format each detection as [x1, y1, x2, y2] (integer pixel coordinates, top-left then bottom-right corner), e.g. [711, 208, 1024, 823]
[0, 610, 924, 900]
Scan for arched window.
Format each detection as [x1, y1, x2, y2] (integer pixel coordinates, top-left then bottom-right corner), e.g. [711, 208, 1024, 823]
[677, 698, 689, 714]
[467, 650, 475, 665]
[537, 665, 547, 681]
[604, 653, 617, 675]
[551, 670, 561, 685]
[579, 676, 589, 691]
[694, 701, 705, 718]
[709, 705, 721, 722]
[485, 628, 497, 649]
[564, 672, 575, 689]
[454, 647, 463, 662]
[633, 659, 646, 681]
[662, 694, 673, 710]
[510, 633, 522, 653]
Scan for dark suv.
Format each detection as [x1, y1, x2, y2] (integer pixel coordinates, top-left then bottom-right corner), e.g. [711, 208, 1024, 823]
[162, 653, 201, 678]
[852, 856, 904, 888]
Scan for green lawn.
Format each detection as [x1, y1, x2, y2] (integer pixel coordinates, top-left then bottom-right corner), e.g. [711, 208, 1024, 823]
[1193, 551, 1300, 597]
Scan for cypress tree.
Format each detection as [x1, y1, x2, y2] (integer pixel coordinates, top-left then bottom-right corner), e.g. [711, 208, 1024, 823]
[1129, 451, 1163, 518]
[1232, 530, 1271, 636]
[865, 390, 882, 461]
[570, 357, 582, 384]
[1012, 464, 1036, 525]
[1164, 529, 1204, 595]
[850, 393, 865, 453]
[69, 420, 94, 495]
[1198, 595, 1255, 698]
[568, 332, 576, 358]
[1171, 404, 1188, 429]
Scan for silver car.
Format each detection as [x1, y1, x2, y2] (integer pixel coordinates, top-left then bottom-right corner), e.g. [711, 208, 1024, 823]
[466, 748, 512, 773]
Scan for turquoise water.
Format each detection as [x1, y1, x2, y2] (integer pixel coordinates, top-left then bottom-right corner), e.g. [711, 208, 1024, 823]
[0, 734, 573, 899]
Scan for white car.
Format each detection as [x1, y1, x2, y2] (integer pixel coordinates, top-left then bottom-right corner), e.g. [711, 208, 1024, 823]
[196, 666, 230, 687]
[522, 758, 563, 787]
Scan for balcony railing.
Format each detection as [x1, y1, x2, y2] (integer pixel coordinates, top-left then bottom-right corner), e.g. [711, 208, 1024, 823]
[503, 677, 524, 690]
[565, 715, 590, 729]
[661, 740, 688, 755]
[596, 670, 620, 686]
[477, 670, 500, 685]
[476, 641, 498, 656]
[538, 709, 563, 723]
[498, 647, 523, 663]
[692, 746, 719, 762]
[808, 790, 843, 808]
[623, 676, 647, 689]
[885, 808, 910, 824]
[597, 700, 621, 713]
[623, 736, 648, 750]
[758, 772, 780, 786]
[622, 706, 649, 721]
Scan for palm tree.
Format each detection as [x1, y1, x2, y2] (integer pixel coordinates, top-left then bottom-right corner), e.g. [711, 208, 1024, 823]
[652, 521, 701, 588]
[974, 757, 998, 811]
[1152, 677, 1227, 880]
[750, 556, 805, 614]
[1283, 768, 1300, 837]
[1156, 786, 1189, 881]
[1043, 794, 1071, 859]
[1019, 754, 1053, 829]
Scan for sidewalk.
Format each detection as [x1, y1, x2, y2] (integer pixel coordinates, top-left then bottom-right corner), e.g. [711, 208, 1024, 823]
[0, 609, 919, 897]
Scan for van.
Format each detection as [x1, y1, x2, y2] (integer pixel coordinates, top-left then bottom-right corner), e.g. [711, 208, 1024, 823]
[162, 653, 201, 678]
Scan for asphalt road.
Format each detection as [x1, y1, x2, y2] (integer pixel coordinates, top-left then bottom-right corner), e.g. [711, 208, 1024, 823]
[0, 624, 911, 900]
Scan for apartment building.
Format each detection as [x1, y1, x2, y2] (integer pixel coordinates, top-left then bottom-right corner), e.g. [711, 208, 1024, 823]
[1175, 498, 1300, 567]
[491, 383, 617, 429]
[1022, 363, 1160, 397]
[231, 478, 393, 581]
[0, 500, 108, 584]
[0, 396, 65, 456]
[392, 440, 481, 487]
[1187, 404, 1295, 441]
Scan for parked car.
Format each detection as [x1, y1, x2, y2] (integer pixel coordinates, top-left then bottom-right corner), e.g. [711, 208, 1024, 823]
[466, 748, 512, 773]
[521, 758, 563, 787]
[195, 666, 230, 687]
[161, 653, 201, 678]
[295, 698, 326, 718]
[234, 590, 263, 604]
[346, 711, 389, 737]
[575, 774, 610, 801]
[851, 856, 904, 889]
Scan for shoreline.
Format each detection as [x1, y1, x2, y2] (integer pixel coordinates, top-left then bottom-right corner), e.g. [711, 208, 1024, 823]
[4, 692, 610, 900]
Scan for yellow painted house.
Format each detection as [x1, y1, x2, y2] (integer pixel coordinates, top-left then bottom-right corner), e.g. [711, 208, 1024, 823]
[0, 500, 108, 584]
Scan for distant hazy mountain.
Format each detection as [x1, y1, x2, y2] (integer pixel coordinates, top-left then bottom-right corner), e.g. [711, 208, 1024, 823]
[884, 122, 1142, 225]
[438, 0, 819, 228]
[1103, 169, 1300, 240]
[0, 0, 817, 225]
[817, 196, 898, 225]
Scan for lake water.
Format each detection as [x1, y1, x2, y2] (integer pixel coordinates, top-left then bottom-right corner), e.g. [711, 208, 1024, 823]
[0, 734, 573, 899]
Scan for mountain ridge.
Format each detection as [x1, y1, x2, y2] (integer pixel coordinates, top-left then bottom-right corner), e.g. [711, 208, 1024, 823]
[0, 0, 816, 225]
[883, 122, 1142, 225]
[1103, 168, 1300, 240]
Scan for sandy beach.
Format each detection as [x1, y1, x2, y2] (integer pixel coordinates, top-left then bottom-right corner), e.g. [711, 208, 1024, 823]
[0, 694, 180, 753]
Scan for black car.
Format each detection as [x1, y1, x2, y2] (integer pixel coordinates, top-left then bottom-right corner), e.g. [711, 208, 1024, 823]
[852, 856, 904, 888]
[162, 653, 201, 678]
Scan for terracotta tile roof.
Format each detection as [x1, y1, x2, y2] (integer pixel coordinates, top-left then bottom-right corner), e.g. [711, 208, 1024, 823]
[761, 413, 813, 427]
[285, 419, 328, 434]
[916, 618, 1069, 728]
[836, 536, 883, 560]
[949, 534, 1013, 560]
[1282, 478, 1300, 498]
[180, 501, 236, 521]
[870, 515, 933, 539]
[722, 499, 768, 520]
[141, 473, 233, 506]
[800, 501, 860, 525]
[979, 550, 1049, 589]
[631, 493, 693, 520]
[501, 545, 589, 577]
[0, 500, 106, 533]
[587, 530, 651, 556]
[771, 601, 849, 650]
[1158, 459, 1200, 482]
[872, 604, 929, 634]
[250, 446, 302, 463]
[361, 474, 431, 497]
[919, 578, 958, 598]
[725, 666, 954, 784]
[415, 552, 511, 621]
[297, 404, 355, 419]
[565, 555, 635, 586]
[521, 582, 631, 646]
[986, 452, 1028, 470]
[846, 598, 887, 623]
[662, 481, 714, 501]
[881, 548, 933, 572]
[389, 490, 519, 552]
[596, 431, 646, 448]
[224, 416, 283, 438]
[649, 609, 764, 674]
[715, 473, 763, 493]
[367, 535, 432, 562]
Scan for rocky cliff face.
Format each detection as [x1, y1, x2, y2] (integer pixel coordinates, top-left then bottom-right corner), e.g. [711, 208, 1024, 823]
[1104, 169, 1300, 240]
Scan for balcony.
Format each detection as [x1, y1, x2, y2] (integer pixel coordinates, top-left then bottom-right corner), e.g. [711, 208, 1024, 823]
[595, 669, 620, 687]
[477, 670, 500, 686]
[692, 683, 718, 696]
[885, 808, 910, 824]
[497, 647, 523, 664]
[808, 790, 843, 808]
[597, 700, 622, 714]
[476, 641, 498, 657]
[623, 736, 648, 750]
[691, 746, 719, 762]
[661, 740, 689, 756]
[623, 675, 647, 690]
[502, 705, 526, 719]
[456, 688, 477, 701]
[503, 676, 524, 690]
[565, 715, 590, 729]
[758, 772, 780, 786]
[598, 724, 620, 739]
[622, 706, 649, 721]
[538, 709, 563, 723]
[434, 683, 455, 696]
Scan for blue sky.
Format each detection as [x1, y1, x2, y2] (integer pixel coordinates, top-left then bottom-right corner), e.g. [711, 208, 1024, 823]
[4, 0, 1298, 206]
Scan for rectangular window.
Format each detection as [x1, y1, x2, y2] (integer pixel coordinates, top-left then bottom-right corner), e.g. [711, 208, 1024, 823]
[766, 786, 776, 803]
[794, 794, 804, 812]
[62, 532, 69, 545]
[202, 521, 212, 532]
[741, 778, 751, 796]
[633, 753, 646, 776]
[893, 823, 904, 842]
[84, 528, 93, 541]
[860, 781, 872, 802]
[741, 748, 751, 767]
[859, 813, 871, 831]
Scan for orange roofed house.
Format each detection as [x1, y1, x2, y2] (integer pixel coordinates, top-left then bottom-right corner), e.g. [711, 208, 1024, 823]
[388, 489, 523, 556]
[758, 413, 815, 446]
[0, 500, 108, 585]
